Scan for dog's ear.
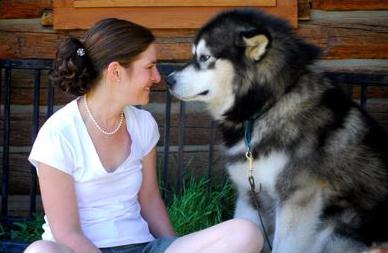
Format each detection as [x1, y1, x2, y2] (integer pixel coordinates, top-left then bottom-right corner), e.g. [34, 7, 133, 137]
[236, 28, 271, 62]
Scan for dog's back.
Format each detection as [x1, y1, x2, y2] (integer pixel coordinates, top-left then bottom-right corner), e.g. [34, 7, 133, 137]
[303, 79, 388, 246]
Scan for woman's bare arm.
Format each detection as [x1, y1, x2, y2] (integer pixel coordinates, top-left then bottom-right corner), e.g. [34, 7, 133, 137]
[139, 148, 176, 238]
[38, 162, 102, 253]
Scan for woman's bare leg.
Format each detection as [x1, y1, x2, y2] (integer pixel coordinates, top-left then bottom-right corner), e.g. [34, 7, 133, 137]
[24, 240, 74, 253]
[166, 219, 263, 253]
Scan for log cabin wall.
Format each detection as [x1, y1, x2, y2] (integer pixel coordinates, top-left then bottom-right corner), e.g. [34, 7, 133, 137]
[0, 0, 388, 209]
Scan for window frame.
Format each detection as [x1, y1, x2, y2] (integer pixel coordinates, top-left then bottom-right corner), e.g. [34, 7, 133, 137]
[53, 0, 298, 30]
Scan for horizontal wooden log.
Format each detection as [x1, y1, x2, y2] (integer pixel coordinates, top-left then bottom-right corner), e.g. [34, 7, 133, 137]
[0, 18, 56, 33]
[0, 18, 195, 41]
[0, 30, 192, 61]
[308, 9, 388, 25]
[0, 0, 52, 19]
[312, 0, 388, 10]
[297, 11, 388, 60]
[0, 195, 43, 216]
[0, 153, 34, 194]
[8, 87, 75, 105]
[0, 31, 59, 59]
[317, 60, 388, 75]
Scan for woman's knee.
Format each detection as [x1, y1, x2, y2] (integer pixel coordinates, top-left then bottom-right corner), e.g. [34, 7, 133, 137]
[227, 219, 261, 235]
[24, 240, 74, 253]
[227, 219, 264, 251]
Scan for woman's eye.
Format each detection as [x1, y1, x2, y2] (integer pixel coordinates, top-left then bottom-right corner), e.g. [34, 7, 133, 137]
[199, 55, 211, 62]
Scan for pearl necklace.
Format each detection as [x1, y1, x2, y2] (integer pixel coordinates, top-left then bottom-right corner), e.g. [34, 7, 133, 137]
[84, 96, 124, 136]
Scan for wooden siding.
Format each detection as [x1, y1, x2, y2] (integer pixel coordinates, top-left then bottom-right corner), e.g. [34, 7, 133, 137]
[312, 0, 388, 10]
[1, 11, 388, 61]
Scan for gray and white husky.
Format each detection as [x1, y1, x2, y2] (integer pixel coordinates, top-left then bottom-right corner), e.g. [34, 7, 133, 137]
[167, 8, 388, 253]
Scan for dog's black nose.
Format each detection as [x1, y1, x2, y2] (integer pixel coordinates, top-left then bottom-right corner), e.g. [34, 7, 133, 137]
[166, 73, 176, 88]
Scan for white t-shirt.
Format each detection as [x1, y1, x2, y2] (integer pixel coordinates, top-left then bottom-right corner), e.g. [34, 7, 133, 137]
[28, 98, 159, 248]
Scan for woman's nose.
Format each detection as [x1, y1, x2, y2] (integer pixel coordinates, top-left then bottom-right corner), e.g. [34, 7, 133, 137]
[152, 67, 161, 83]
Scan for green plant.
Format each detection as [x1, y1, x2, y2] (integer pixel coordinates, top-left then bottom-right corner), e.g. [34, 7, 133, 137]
[167, 176, 236, 235]
[9, 213, 44, 242]
[0, 223, 5, 238]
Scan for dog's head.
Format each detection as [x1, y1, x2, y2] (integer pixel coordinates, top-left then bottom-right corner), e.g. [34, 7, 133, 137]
[167, 9, 320, 121]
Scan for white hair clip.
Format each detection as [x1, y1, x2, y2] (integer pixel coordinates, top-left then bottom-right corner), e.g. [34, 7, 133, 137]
[76, 48, 85, 57]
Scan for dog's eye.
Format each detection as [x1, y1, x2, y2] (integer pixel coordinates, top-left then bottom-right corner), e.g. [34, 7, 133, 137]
[199, 55, 211, 62]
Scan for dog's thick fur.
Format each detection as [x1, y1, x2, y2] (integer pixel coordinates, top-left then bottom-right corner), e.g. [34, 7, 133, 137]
[167, 8, 388, 253]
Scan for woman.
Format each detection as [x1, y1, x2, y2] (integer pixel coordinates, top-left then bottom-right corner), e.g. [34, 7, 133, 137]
[24, 18, 263, 253]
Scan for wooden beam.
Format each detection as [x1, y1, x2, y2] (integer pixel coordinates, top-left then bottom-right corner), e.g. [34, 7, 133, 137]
[74, 0, 276, 8]
[0, 18, 55, 33]
[312, 0, 388, 10]
[0, 0, 52, 19]
[0, 195, 43, 216]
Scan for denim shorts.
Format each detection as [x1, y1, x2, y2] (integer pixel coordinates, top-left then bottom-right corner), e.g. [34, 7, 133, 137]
[99, 237, 177, 253]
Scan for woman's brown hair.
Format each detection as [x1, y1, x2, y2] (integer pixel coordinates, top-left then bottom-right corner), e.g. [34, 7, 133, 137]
[50, 18, 155, 96]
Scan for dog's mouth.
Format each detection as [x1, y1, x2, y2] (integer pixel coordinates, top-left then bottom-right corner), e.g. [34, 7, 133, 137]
[198, 90, 209, 96]
[170, 89, 209, 101]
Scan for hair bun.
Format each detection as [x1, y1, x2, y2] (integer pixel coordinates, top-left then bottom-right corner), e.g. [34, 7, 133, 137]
[50, 37, 97, 96]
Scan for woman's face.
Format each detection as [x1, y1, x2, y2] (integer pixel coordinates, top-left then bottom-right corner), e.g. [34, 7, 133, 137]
[120, 44, 161, 105]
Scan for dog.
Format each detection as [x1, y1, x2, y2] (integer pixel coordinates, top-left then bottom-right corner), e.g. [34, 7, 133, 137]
[167, 8, 388, 253]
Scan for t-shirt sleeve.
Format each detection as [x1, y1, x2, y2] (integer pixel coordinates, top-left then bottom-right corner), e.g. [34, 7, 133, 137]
[28, 123, 75, 176]
[141, 111, 160, 157]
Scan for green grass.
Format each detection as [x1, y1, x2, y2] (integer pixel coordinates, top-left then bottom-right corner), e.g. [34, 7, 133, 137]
[0, 223, 5, 237]
[0, 213, 44, 242]
[9, 213, 44, 242]
[0, 176, 235, 242]
[167, 177, 236, 235]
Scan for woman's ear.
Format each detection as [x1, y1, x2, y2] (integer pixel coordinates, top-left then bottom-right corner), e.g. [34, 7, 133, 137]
[106, 61, 122, 83]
